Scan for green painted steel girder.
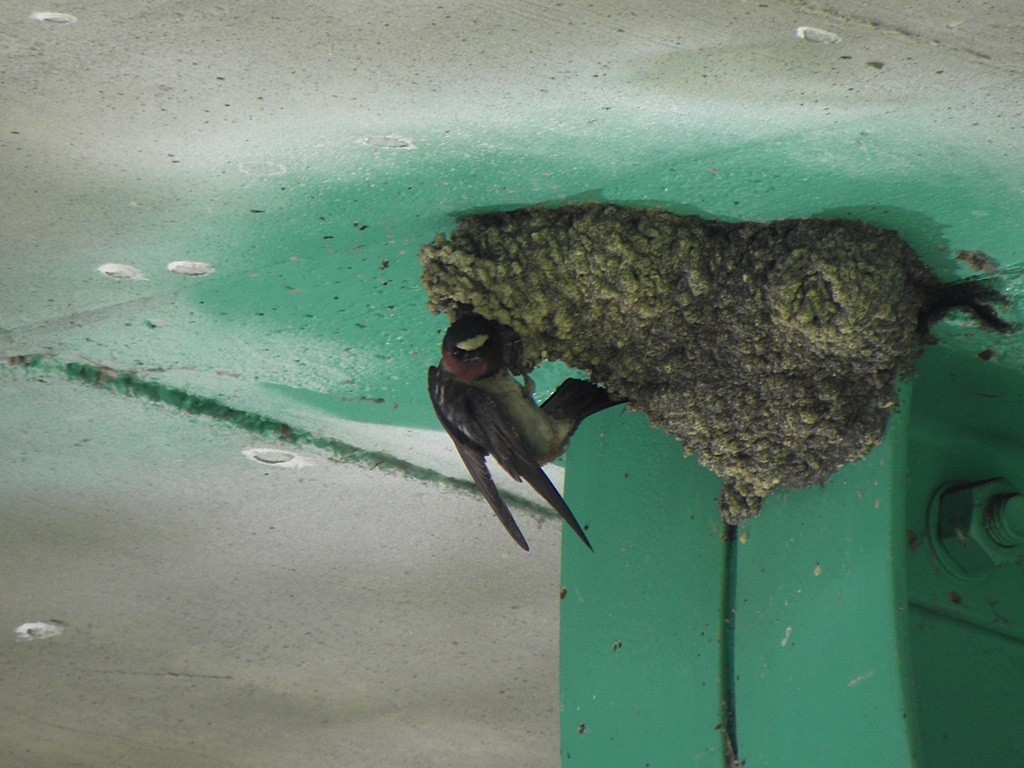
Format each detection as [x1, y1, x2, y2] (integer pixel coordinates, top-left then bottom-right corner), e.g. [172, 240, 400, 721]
[560, 346, 1024, 767]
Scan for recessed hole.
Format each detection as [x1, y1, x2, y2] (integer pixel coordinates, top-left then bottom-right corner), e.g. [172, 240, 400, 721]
[97, 263, 145, 280]
[239, 161, 287, 176]
[167, 260, 215, 276]
[796, 26, 841, 43]
[30, 11, 77, 24]
[249, 448, 293, 464]
[243, 447, 310, 468]
[361, 135, 416, 150]
[15, 621, 65, 641]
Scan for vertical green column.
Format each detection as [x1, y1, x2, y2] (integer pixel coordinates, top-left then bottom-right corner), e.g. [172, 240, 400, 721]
[559, 409, 727, 766]
[560, 396, 920, 766]
[732, 394, 917, 766]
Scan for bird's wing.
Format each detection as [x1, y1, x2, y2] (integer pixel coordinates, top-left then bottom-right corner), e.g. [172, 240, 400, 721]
[474, 394, 593, 551]
[450, 438, 530, 551]
[508, 449, 593, 551]
[430, 368, 592, 551]
[429, 366, 530, 550]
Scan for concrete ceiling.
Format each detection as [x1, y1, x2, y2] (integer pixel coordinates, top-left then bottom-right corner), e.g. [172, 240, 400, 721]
[2, 1, 1023, 766]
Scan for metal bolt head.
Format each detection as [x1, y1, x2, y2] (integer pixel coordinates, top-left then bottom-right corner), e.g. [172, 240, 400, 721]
[936, 478, 1024, 576]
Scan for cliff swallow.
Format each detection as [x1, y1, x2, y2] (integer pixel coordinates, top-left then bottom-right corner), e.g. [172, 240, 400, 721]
[428, 313, 621, 551]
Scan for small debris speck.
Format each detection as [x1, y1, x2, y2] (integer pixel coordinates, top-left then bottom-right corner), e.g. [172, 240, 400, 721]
[957, 250, 999, 275]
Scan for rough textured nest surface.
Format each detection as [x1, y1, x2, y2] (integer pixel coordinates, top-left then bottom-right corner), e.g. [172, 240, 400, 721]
[420, 203, 1000, 523]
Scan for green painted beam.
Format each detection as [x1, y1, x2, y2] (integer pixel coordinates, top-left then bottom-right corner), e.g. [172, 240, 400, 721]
[732, 394, 916, 766]
[560, 343, 1024, 767]
[904, 347, 1024, 768]
[560, 408, 727, 766]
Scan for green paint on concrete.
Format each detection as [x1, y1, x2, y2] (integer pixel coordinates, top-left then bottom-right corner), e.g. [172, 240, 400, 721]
[0, 353, 550, 515]
[7, 119, 1023, 441]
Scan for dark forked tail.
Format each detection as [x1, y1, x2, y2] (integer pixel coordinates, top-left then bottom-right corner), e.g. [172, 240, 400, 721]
[918, 279, 1013, 338]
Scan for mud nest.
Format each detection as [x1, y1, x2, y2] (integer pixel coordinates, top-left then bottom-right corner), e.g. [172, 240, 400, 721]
[420, 203, 1009, 523]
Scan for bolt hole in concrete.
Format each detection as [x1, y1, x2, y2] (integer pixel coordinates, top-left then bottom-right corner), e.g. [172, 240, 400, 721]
[167, 260, 215, 276]
[796, 26, 841, 44]
[239, 161, 287, 176]
[15, 621, 65, 641]
[29, 11, 77, 24]
[361, 135, 416, 150]
[97, 263, 146, 280]
[243, 447, 310, 468]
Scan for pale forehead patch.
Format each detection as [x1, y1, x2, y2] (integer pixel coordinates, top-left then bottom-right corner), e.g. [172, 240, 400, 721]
[455, 333, 490, 352]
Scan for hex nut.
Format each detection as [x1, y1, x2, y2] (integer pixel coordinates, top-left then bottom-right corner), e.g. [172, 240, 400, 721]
[937, 478, 1024, 575]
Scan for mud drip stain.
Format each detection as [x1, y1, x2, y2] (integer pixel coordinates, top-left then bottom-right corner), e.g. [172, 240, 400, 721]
[421, 203, 1010, 523]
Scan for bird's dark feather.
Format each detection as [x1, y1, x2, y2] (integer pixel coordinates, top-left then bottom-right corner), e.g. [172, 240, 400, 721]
[428, 365, 593, 551]
[541, 378, 622, 424]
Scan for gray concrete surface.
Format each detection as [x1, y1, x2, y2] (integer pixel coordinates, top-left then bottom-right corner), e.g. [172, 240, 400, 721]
[3, 1, 1023, 766]
[0, 375, 563, 767]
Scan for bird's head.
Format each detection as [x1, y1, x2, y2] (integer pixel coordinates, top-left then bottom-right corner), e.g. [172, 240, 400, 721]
[440, 313, 506, 382]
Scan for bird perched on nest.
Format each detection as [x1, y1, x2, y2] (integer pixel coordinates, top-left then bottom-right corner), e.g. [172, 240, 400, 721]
[428, 313, 621, 551]
[421, 204, 1013, 523]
